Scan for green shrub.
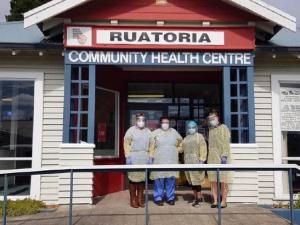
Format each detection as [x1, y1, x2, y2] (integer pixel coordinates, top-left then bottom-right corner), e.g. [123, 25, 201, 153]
[0, 199, 46, 217]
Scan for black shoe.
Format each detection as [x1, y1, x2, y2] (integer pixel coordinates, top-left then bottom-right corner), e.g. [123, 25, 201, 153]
[211, 202, 218, 208]
[155, 200, 164, 206]
[167, 200, 175, 205]
[192, 199, 202, 207]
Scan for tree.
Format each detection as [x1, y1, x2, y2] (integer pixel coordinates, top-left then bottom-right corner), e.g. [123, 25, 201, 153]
[6, 0, 50, 21]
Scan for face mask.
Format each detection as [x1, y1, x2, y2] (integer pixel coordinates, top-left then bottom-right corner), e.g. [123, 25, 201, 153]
[209, 119, 219, 128]
[161, 123, 169, 131]
[136, 121, 145, 128]
[188, 128, 197, 135]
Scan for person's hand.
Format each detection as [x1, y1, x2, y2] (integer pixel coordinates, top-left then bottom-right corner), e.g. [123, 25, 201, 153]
[199, 160, 205, 164]
[126, 157, 132, 165]
[148, 157, 154, 164]
[221, 156, 227, 164]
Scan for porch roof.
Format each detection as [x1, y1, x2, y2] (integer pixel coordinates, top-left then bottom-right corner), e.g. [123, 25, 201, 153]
[23, 0, 296, 32]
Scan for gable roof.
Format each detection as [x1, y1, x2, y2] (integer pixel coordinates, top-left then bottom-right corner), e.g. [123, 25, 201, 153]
[24, 0, 296, 32]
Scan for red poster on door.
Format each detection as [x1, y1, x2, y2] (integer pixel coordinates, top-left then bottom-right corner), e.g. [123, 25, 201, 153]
[97, 123, 107, 142]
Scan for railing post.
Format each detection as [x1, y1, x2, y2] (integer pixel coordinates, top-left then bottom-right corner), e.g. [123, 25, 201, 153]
[288, 168, 294, 225]
[2, 174, 8, 225]
[145, 168, 149, 225]
[68, 169, 74, 225]
[217, 169, 222, 225]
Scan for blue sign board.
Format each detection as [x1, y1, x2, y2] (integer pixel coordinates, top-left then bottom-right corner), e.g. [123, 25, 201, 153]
[65, 50, 254, 66]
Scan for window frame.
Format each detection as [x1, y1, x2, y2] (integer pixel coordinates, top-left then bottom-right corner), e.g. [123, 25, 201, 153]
[0, 70, 43, 200]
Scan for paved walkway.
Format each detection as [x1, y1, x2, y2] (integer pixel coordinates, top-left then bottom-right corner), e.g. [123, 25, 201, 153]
[4, 190, 290, 225]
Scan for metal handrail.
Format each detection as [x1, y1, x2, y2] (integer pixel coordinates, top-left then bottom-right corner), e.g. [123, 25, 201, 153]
[1, 164, 299, 225]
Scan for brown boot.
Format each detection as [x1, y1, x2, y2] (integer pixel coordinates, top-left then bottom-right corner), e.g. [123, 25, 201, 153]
[137, 183, 145, 208]
[129, 182, 139, 208]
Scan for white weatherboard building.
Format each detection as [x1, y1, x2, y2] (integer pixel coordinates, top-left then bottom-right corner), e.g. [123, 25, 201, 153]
[0, 0, 299, 205]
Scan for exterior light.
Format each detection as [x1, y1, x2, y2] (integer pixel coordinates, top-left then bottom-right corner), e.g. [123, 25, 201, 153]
[297, 55, 300, 59]
[39, 51, 44, 56]
[62, 52, 65, 57]
[272, 54, 276, 59]
[11, 50, 17, 56]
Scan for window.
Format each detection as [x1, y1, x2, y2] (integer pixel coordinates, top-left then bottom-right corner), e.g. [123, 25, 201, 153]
[64, 65, 95, 143]
[0, 81, 34, 196]
[94, 87, 119, 157]
[223, 67, 255, 143]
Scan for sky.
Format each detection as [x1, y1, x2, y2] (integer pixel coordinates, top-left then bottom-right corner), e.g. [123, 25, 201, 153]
[0, 0, 299, 27]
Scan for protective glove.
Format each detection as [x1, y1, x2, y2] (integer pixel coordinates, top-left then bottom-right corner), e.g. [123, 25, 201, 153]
[148, 157, 154, 164]
[199, 160, 205, 164]
[221, 156, 227, 164]
[126, 157, 132, 165]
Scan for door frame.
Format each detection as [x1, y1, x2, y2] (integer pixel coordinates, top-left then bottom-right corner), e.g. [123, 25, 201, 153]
[0, 70, 43, 200]
[272, 73, 300, 200]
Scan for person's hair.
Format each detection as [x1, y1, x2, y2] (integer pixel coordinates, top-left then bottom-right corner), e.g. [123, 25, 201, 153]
[208, 110, 219, 118]
[160, 116, 169, 123]
[136, 113, 145, 119]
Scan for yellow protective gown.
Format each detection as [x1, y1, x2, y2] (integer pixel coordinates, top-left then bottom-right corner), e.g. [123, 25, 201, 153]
[150, 128, 182, 180]
[207, 124, 232, 183]
[124, 126, 152, 182]
[182, 132, 207, 186]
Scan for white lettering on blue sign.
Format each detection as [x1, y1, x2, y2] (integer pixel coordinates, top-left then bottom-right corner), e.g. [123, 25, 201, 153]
[66, 51, 253, 66]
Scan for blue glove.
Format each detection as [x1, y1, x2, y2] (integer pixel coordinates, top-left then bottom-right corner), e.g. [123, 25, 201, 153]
[126, 157, 132, 165]
[221, 156, 227, 164]
[148, 158, 154, 164]
[199, 160, 205, 164]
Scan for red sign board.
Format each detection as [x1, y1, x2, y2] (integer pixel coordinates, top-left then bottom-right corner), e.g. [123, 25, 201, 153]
[65, 25, 255, 50]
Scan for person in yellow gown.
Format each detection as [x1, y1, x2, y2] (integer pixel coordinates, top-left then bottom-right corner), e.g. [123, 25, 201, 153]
[182, 120, 207, 207]
[207, 111, 232, 208]
[124, 113, 152, 208]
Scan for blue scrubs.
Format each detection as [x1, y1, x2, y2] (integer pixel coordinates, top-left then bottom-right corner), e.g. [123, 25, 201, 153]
[153, 177, 176, 202]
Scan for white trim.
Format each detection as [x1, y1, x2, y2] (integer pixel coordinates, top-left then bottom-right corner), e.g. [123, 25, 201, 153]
[60, 143, 95, 149]
[24, 0, 296, 32]
[0, 70, 44, 201]
[224, 0, 296, 31]
[0, 158, 32, 161]
[272, 73, 300, 200]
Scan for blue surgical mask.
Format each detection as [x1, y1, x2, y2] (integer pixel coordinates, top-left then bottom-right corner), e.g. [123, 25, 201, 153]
[188, 128, 197, 135]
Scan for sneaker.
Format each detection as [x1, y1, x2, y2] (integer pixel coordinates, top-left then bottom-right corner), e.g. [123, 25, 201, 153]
[211, 202, 218, 208]
[192, 199, 202, 207]
[221, 202, 227, 208]
[166, 200, 175, 206]
[155, 200, 164, 206]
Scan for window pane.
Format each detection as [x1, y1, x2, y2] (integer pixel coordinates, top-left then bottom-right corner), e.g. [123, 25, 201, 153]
[80, 129, 87, 142]
[81, 98, 88, 111]
[240, 99, 248, 112]
[231, 84, 237, 97]
[81, 83, 89, 96]
[70, 129, 78, 143]
[94, 88, 117, 157]
[240, 114, 249, 128]
[71, 83, 79, 95]
[81, 113, 88, 127]
[230, 68, 237, 81]
[70, 114, 78, 127]
[71, 67, 79, 80]
[0, 81, 34, 158]
[231, 99, 238, 113]
[231, 130, 239, 143]
[81, 67, 89, 80]
[241, 130, 249, 143]
[231, 115, 238, 127]
[71, 98, 79, 111]
[240, 84, 248, 97]
[239, 68, 247, 81]
[0, 161, 31, 196]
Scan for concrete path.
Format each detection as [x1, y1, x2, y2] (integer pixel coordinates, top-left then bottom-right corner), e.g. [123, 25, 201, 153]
[3, 190, 290, 225]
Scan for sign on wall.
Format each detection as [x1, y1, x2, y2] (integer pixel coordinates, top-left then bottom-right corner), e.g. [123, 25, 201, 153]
[65, 26, 255, 50]
[280, 87, 300, 131]
[65, 50, 254, 66]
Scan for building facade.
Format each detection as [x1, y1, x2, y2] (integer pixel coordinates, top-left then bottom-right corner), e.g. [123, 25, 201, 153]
[0, 0, 299, 205]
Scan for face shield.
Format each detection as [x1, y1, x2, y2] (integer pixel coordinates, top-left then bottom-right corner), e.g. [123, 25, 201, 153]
[207, 114, 219, 128]
[136, 116, 146, 129]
